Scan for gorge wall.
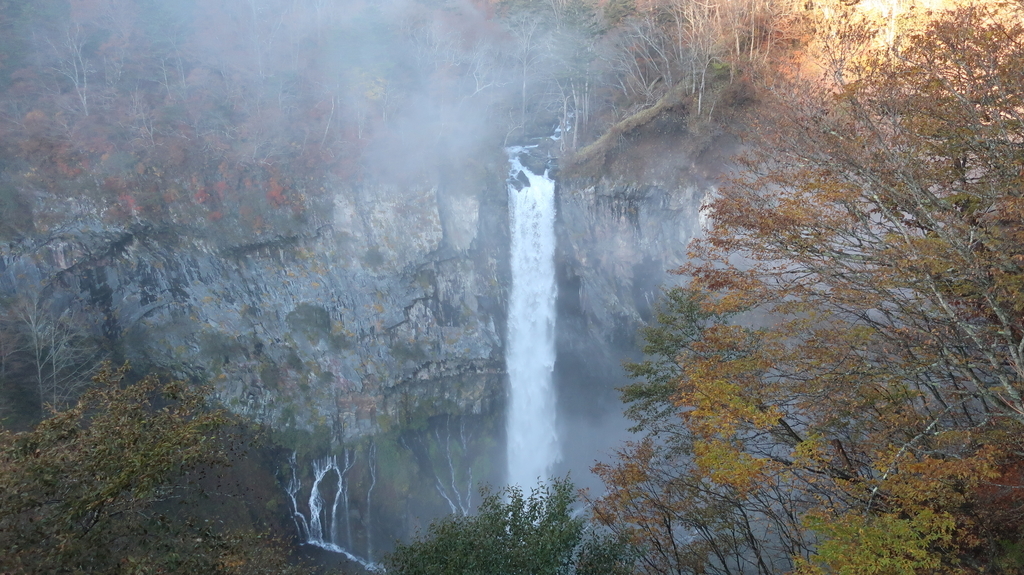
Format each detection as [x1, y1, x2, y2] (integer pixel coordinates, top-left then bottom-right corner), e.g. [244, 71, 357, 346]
[0, 128, 714, 564]
[553, 149, 711, 482]
[1, 158, 511, 439]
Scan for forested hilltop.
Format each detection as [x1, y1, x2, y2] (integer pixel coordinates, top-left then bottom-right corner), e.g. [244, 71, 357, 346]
[3, 0, 1024, 573]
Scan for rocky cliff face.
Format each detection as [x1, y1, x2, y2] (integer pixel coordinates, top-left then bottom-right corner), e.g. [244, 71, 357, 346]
[1, 125, 712, 440]
[0, 160, 512, 443]
[558, 177, 707, 338]
[551, 171, 710, 481]
[0, 137, 712, 562]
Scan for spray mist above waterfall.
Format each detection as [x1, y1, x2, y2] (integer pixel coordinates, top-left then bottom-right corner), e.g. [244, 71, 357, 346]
[505, 148, 560, 490]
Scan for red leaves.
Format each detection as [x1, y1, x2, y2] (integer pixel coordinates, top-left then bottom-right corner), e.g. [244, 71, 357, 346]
[194, 188, 211, 204]
[265, 177, 286, 207]
[117, 193, 137, 217]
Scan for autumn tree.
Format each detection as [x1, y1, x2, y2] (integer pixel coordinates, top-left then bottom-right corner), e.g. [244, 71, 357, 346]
[0, 363, 310, 574]
[594, 289, 815, 575]
[595, 2, 1024, 574]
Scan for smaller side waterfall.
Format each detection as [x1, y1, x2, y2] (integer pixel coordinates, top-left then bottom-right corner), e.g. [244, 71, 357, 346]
[287, 452, 381, 572]
[505, 148, 560, 490]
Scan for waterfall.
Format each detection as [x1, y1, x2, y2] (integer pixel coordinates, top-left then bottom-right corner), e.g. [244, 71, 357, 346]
[505, 148, 560, 490]
[287, 452, 382, 572]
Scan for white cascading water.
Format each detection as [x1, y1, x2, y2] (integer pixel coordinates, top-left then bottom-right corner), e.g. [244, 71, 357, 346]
[505, 148, 560, 490]
[287, 452, 382, 572]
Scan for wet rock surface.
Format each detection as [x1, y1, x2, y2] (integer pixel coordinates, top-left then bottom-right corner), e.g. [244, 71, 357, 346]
[0, 169, 511, 441]
[0, 142, 709, 478]
[551, 172, 710, 485]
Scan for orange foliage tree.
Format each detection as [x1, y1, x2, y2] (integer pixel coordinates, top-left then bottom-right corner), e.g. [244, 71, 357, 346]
[594, 2, 1024, 574]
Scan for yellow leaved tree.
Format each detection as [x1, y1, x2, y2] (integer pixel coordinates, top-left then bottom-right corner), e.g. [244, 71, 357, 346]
[595, 2, 1024, 574]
